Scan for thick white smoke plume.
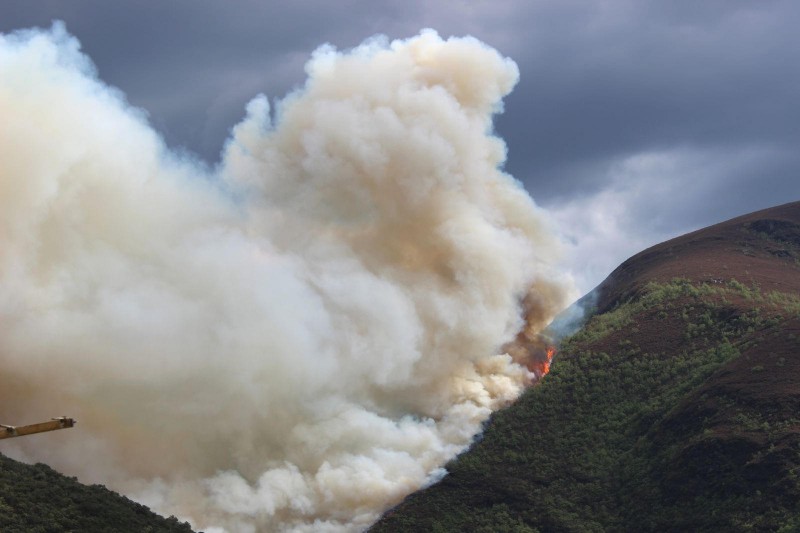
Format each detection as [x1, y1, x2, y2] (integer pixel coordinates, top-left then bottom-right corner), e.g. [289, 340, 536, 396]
[0, 25, 570, 532]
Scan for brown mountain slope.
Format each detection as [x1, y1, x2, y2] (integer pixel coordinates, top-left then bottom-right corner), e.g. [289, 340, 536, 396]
[595, 200, 800, 313]
[370, 201, 800, 532]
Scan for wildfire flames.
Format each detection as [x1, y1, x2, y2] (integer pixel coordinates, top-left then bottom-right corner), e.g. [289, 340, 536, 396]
[537, 346, 556, 378]
[502, 331, 557, 382]
[497, 291, 563, 383]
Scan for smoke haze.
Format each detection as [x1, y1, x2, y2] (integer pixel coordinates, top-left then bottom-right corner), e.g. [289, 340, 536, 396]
[0, 25, 571, 532]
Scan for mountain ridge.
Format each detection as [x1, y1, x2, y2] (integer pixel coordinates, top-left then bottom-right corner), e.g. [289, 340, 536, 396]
[0, 451, 194, 532]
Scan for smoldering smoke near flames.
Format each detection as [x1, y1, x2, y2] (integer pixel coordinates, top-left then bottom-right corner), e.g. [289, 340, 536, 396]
[0, 24, 572, 532]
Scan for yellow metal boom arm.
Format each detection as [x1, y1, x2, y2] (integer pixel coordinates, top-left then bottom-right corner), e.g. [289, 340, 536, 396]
[0, 417, 77, 440]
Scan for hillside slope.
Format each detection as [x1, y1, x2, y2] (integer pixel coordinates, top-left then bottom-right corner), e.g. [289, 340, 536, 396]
[0, 452, 194, 532]
[371, 201, 800, 532]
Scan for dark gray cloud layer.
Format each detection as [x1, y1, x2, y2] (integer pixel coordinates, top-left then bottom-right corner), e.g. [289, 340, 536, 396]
[2, 0, 799, 289]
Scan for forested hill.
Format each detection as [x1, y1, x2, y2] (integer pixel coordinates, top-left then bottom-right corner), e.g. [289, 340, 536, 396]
[0, 452, 194, 532]
[370, 201, 800, 532]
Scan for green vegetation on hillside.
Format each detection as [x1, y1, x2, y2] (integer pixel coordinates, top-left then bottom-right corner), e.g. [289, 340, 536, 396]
[371, 278, 800, 532]
[0, 453, 194, 533]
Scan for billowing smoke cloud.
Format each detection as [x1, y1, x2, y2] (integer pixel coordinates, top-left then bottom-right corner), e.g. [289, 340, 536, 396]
[0, 24, 571, 532]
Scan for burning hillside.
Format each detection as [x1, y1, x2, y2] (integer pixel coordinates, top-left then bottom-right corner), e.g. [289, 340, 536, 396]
[370, 201, 800, 532]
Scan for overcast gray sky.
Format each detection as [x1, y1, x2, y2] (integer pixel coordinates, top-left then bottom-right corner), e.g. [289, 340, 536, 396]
[2, 0, 798, 291]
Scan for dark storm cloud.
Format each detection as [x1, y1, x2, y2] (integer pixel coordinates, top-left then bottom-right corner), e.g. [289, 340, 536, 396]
[2, 0, 798, 290]
[495, 0, 800, 202]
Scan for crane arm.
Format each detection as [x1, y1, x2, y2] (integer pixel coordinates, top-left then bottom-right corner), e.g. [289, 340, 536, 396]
[0, 417, 76, 440]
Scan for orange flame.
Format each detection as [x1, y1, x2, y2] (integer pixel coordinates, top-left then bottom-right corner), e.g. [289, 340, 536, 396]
[500, 328, 557, 383]
[534, 346, 556, 379]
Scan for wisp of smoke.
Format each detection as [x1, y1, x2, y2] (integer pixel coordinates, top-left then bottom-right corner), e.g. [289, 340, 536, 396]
[0, 24, 571, 532]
